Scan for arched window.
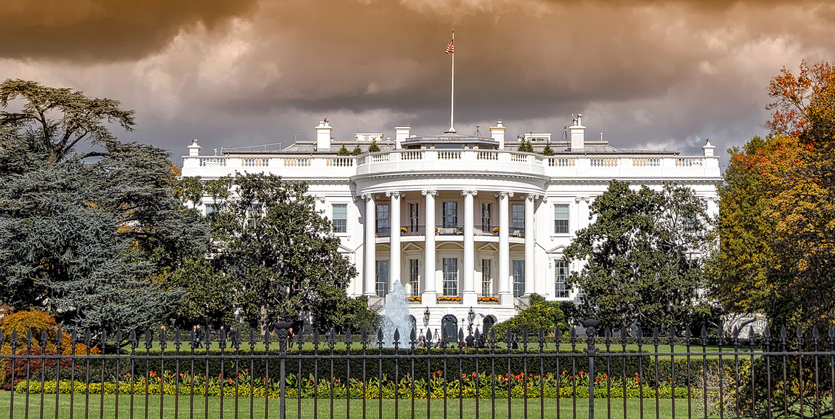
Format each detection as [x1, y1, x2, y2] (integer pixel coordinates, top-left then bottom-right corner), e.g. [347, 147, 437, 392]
[441, 314, 458, 344]
[483, 315, 497, 337]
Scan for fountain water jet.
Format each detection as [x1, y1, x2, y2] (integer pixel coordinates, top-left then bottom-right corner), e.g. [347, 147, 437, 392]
[380, 281, 414, 347]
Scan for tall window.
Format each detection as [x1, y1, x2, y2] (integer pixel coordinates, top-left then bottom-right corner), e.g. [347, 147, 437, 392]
[376, 204, 389, 234]
[481, 259, 492, 296]
[409, 203, 420, 232]
[481, 203, 492, 231]
[332, 204, 347, 233]
[511, 204, 525, 236]
[376, 260, 389, 297]
[554, 204, 569, 234]
[409, 259, 420, 297]
[443, 202, 458, 228]
[555, 259, 568, 298]
[512, 260, 525, 297]
[443, 258, 458, 296]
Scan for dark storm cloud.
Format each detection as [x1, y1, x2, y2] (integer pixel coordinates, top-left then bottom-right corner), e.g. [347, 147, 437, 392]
[0, 0, 258, 61]
[3, 0, 835, 165]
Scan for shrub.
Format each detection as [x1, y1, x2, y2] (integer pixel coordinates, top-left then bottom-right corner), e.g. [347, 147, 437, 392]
[4, 347, 72, 389]
[2, 310, 58, 347]
[368, 140, 380, 153]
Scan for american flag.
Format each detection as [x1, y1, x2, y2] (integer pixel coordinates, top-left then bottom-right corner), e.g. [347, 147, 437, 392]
[445, 39, 454, 54]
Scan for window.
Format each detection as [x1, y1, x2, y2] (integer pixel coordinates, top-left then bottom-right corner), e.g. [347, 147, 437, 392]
[409, 259, 420, 297]
[332, 204, 347, 233]
[246, 204, 262, 228]
[481, 259, 492, 296]
[443, 258, 458, 296]
[443, 202, 458, 228]
[376, 260, 389, 297]
[554, 204, 569, 234]
[511, 204, 524, 236]
[555, 259, 568, 298]
[409, 203, 420, 233]
[481, 203, 492, 231]
[512, 260, 525, 297]
[376, 204, 389, 234]
[683, 216, 699, 234]
[205, 204, 217, 216]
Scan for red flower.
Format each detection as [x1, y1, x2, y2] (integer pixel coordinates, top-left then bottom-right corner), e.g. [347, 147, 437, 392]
[471, 372, 477, 378]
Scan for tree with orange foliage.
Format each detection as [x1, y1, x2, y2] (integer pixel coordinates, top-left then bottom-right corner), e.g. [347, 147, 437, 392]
[712, 60, 835, 329]
[765, 60, 835, 137]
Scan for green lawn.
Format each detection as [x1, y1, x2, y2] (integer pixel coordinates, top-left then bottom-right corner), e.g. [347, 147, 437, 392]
[0, 391, 737, 419]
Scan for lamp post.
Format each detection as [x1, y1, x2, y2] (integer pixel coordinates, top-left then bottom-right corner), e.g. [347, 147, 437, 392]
[424, 307, 430, 326]
[468, 306, 475, 333]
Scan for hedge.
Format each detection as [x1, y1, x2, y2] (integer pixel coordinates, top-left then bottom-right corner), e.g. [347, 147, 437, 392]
[9, 348, 739, 388]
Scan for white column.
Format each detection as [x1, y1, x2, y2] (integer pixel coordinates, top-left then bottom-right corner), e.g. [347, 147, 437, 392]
[364, 194, 376, 296]
[422, 190, 437, 304]
[462, 190, 477, 305]
[524, 194, 535, 296]
[498, 192, 512, 305]
[388, 191, 401, 289]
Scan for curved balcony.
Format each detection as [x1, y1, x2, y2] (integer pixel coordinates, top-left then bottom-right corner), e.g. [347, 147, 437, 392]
[354, 149, 546, 179]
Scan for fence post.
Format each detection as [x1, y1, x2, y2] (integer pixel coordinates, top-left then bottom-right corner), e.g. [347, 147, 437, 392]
[581, 319, 600, 419]
[274, 316, 293, 419]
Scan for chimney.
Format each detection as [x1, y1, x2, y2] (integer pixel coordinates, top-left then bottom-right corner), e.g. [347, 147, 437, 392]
[702, 138, 715, 157]
[395, 126, 410, 149]
[316, 119, 332, 152]
[491, 121, 506, 149]
[188, 139, 202, 156]
[569, 114, 585, 151]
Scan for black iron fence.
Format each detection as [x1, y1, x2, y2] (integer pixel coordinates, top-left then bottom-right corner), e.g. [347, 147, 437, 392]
[1, 323, 834, 418]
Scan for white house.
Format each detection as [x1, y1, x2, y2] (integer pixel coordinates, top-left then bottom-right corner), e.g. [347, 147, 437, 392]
[181, 115, 721, 336]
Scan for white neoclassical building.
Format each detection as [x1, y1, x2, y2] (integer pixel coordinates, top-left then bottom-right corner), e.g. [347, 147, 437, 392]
[181, 116, 720, 335]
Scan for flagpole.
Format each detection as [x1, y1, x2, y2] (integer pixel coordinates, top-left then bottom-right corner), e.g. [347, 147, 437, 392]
[449, 29, 455, 133]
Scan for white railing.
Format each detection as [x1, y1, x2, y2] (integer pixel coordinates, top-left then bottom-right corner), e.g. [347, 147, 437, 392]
[633, 158, 660, 167]
[242, 158, 269, 167]
[199, 158, 227, 167]
[283, 158, 310, 167]
[546, 157, 575, 167]
[438, 151, 461, 160]
[477, 151, 498, 161]
[326, 157, 354, 167]
[590, 158, 618, 167]
[402, 151, 423, 160]
[676, 158, 703, 167]
[185, 150, 717, 180]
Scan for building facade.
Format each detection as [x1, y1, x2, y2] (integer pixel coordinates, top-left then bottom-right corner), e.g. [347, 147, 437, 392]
[181, 116, 721, 335]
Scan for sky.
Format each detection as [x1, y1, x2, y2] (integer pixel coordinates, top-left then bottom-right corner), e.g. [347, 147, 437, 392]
[2, 0, 835, 167]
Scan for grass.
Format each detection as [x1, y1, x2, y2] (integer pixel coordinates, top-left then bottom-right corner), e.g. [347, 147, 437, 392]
[0, 391, 737, 419]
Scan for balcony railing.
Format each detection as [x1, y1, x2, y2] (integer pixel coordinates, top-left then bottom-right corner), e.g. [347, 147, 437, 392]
[183, 150, 720, 180]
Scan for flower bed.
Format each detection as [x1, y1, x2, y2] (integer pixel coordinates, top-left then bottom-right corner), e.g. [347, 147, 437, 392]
[15, 370, 698, 399]
[477, 296, 499, 303]
[436, 296, 461, 302]
[407, 296, 422, 303]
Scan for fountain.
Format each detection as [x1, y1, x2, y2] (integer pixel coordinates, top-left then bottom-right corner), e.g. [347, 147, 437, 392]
[380, 281, 414, 347]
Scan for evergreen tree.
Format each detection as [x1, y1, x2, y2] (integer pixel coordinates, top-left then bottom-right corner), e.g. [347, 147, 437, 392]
[542, 141, 555, 156]
[517, 140, 533, 152]
[176, 173, 358, 329]
[0, 80, 207, 331]
[337, 144, 350, 156]
[368, 139, 381, 153]
[352, 145, 362, 155]
[564, 180, 711, 331]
